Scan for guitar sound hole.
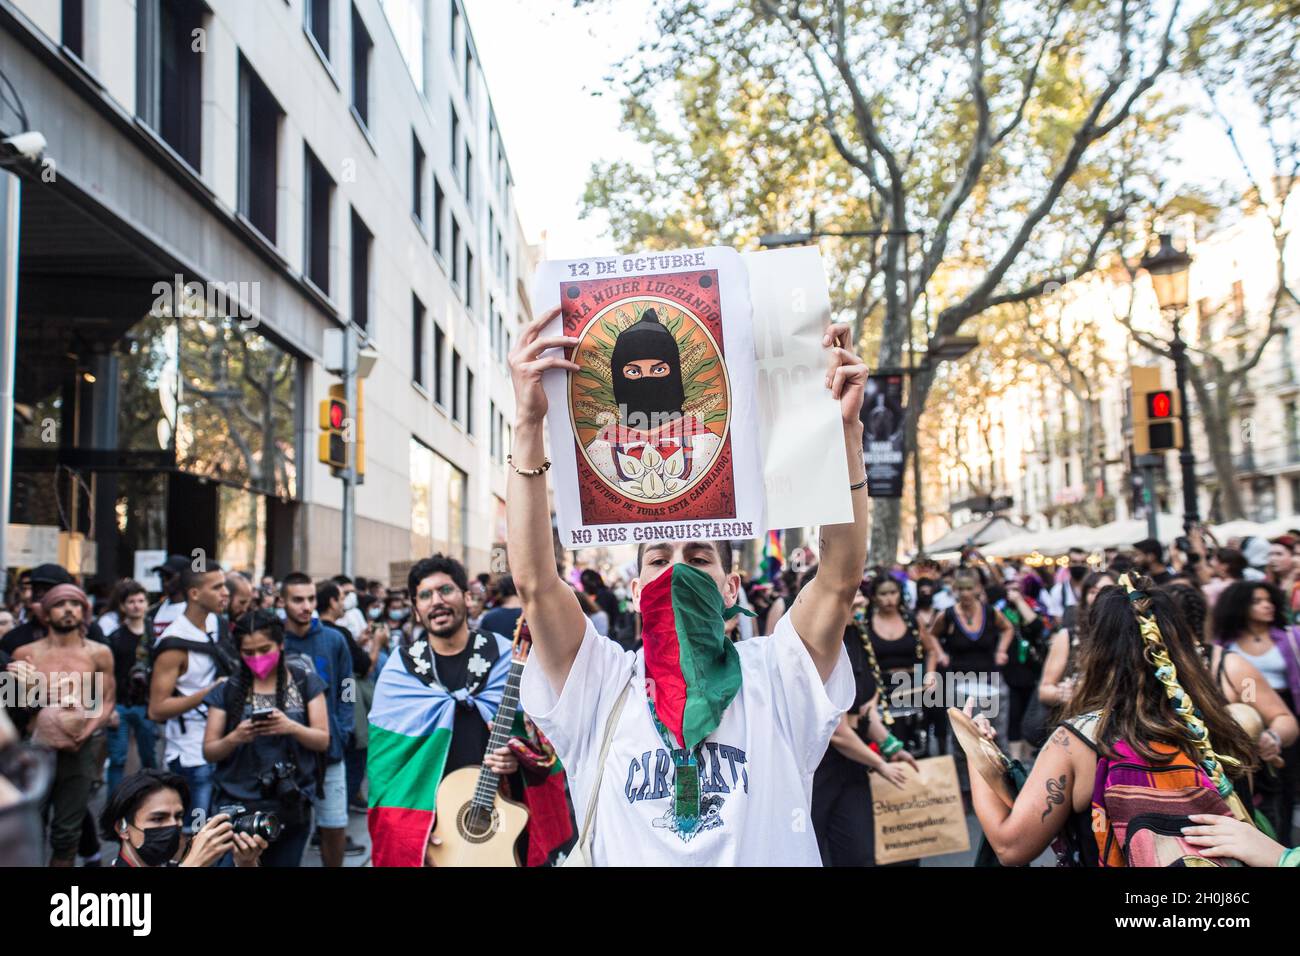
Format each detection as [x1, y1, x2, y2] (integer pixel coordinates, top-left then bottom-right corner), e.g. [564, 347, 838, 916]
[457, 803, 499, 843]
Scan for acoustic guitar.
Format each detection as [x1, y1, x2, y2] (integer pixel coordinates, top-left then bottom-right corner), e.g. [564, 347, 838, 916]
[426, 630, 530, 867]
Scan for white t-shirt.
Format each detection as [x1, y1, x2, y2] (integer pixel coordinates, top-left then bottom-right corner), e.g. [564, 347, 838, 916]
[156, 613, 219, 768]
[520, 611, 853, 866]
[151, 598, 218, 640]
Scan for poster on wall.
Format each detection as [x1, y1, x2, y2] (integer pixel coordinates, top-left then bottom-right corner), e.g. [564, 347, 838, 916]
[862, 372, 907, 498]
[533, 248, 765, 550]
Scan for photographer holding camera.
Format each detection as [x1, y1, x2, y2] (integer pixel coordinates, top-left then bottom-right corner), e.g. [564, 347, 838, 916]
[203, 610, 329, 866]
[101, 769, 266, 867]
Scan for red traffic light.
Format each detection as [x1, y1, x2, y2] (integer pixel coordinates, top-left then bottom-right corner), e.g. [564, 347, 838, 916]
[1147, 390, 1173, 420]
[329, 400, 345, 430]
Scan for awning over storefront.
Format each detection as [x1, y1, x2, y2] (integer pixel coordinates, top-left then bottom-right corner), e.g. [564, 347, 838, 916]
[924, 515, 1028, 555]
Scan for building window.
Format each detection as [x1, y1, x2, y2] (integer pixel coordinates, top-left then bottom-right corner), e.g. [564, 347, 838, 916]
[409, 439, 467, 562]
[382, 0, 425, 91]
[350, 210, 371, 329]
[465, 248, 475, 312]
[433, 324, 446, 407]
[451, 350, 462, 423]
[450, 102, 460, 173]
[465, 146, 473, 203]
[489, 400, 498, 461]
[464, 47, 473, 101]
[305, 146, 334, 295]
[238, 58, 281, 243]
[450, 1, 459, 54]
[412, 294, 426, 387]
[62, 0, 84, 58]
[137, 0, 204, 170]
[451, 218, 461, 286]
[351, 5, 372, 128]
[1287, 401, 1299, 456]
[433, 178, 445, 257]
[412, 133, 426, 223]
[466, 370, 475, 435]
[307, 0, 331, 60]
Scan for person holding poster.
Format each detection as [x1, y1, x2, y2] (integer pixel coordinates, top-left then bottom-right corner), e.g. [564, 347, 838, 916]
[506, 308, 868, 866]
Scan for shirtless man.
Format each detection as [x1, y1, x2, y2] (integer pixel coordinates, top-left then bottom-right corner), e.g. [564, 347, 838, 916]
[11, 583, 115, 865]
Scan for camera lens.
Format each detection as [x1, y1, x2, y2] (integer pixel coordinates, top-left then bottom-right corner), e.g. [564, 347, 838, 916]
[252, 811, 282, 842]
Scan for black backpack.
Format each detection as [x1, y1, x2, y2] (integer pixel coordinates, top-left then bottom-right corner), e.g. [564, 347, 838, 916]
[144, 618, 237, 732]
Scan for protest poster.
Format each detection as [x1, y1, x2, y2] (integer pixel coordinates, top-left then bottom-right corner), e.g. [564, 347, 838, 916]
[533, 248, 764, 550]
[863, 372, 907, 497]
[870, 755, 970, 864]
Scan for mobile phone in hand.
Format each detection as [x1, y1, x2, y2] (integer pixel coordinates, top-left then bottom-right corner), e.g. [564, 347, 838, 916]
[249, 708, 274, 722]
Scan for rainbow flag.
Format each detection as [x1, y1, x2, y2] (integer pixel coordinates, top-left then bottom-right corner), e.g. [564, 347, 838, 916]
[761, 529, 784, 582]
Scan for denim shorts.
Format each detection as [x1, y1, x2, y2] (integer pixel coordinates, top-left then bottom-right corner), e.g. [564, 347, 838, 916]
[312, 760, 348, 829]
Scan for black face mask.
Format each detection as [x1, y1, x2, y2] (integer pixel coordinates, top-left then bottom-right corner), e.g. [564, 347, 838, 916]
[611, 309, 685, 430]
[1069, 565, 1089, 583]
[132, 824, 181, 867]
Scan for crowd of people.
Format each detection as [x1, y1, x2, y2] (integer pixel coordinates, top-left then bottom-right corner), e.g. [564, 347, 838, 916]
[0, 310, 1297, 869]
[0, 551, 640, 867]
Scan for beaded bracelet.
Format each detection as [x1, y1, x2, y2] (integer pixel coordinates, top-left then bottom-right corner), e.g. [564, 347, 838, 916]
[507, 455, 551, 477]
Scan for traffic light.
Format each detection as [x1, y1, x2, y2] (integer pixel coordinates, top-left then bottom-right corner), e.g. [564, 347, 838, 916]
[319, 385, 348, 470]
[1130, 367, 1182, 455]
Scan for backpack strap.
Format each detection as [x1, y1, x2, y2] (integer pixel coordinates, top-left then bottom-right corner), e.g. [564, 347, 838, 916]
[284, 656, 326, 798]
[1060, 710, 1102, 755]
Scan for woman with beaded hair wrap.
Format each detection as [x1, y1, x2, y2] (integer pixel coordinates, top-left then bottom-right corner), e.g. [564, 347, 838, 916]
[810, 586, 918, 866]
[860, 571, 935, 755]
[1025, 571, 1116, 749]
[963, 574, 1271, 867]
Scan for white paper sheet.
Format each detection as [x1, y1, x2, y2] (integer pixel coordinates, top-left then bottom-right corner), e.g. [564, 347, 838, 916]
[741, 246, 853, 531]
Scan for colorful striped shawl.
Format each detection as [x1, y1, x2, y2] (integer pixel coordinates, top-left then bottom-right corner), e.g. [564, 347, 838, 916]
[366, 630, 511, 867]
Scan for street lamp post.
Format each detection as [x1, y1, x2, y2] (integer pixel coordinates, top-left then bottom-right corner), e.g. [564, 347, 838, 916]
[1140, 233, 1198, 533]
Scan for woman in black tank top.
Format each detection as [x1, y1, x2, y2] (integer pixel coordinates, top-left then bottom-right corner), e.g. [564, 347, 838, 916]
[930, 572, 1010, 675]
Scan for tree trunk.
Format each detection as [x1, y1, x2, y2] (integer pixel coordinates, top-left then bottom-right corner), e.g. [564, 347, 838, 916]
[1079, 390, 1099, 525]
[1187, 367, 1246, 521]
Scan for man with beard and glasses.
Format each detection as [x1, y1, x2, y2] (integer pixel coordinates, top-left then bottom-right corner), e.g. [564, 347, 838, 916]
[506, 310, 867, 866]
[365, 555, 574, 866]
[12, 583, 116, 865]
[583, 308, 722, 491]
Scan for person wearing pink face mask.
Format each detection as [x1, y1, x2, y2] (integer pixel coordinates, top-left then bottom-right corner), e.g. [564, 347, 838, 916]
[202, 610, 329, 866]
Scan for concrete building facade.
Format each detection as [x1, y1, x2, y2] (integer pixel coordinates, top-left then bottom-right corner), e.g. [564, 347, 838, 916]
[1, 0, 533, 585]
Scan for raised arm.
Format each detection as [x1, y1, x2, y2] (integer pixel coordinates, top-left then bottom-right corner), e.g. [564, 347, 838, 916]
[790, 323, 869, 682]
[506, 307, 588, 694]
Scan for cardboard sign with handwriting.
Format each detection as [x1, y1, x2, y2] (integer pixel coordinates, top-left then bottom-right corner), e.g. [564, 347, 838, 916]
[870, 755, 970, 864]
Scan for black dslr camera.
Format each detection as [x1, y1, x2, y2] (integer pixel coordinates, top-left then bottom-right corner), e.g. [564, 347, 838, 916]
[216, 803, 283, 843]
[257, 760, 312, 825]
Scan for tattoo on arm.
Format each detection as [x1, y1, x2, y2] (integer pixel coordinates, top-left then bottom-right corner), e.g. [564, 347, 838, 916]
[1041, 775, 1067, 821]
[1049, 727, 1070, 751]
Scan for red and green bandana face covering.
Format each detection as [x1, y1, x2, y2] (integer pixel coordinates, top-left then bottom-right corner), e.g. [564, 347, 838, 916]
[640, 561, 750, 833]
